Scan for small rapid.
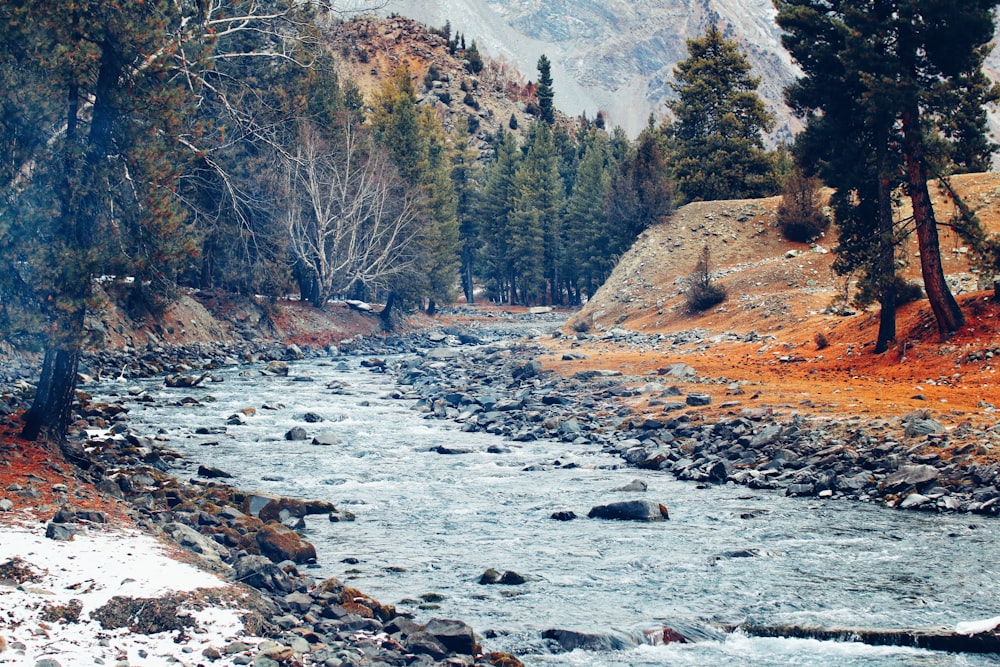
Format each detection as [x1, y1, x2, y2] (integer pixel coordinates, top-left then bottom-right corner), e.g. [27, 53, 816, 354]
[91, 352, 1000, 666]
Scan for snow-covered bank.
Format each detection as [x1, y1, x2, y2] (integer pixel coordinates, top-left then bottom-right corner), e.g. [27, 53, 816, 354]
[0, 516, 261, 666]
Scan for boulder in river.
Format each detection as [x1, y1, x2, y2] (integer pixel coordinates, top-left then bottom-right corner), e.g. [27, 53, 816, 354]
[542, 628, 632, 652]
[588, 500, 669, 521]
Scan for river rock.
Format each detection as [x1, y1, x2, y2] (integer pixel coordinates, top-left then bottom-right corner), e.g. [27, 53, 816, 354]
[405, 632, 449, 660]
[256, 523, 317, 564]
[588, 500, 669, 522]
[284, 426, 308, 441]
[234, 555, 296, 593]
[422, 618, 476, 654]
[550, 511, 577, 521]
[542, 628, 631, 652]
[197, 464, 232, 479]
[311, 431, 341, 446]
[882, 464, 939, 492]
[263, 360, 289, 376]
[44, 523, 77, 541]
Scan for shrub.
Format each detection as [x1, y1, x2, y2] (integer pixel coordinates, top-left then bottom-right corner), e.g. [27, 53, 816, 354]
[463, 92, 479, 109]
[508, 113, 518, 130]
[777, 169, 829, 242]
[467, 114, 480, 135]
[895, 277, 925, 304]
[685, 245, 727, 313]
[814, 332, 829, 350]
[436, 91, 451, 105]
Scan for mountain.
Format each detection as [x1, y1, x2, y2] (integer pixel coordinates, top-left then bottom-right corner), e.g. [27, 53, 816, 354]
[377, 0, 801, 139]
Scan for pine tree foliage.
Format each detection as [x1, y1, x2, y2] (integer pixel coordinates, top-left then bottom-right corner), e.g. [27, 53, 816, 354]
[536, 55, 556, 125]
[669, 25, 777, 202]
[775, 0, 1000, 338]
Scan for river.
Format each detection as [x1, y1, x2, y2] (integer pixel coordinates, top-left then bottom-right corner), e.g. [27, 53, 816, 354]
[91, 349, 1000, 666]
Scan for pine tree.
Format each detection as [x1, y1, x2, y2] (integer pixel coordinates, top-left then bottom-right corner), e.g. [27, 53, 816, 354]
[478, 132, 520, 303]
[563, 132, 614, 302]
[536, 55, 556, 125]
[605, 126, 674, 253]
[1, 0, 345, 440]
[509, 123, 564, 304]
[669, 25, 776, 202]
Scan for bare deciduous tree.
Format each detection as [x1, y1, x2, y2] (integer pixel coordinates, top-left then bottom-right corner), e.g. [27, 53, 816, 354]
[283, 118, 424, 308]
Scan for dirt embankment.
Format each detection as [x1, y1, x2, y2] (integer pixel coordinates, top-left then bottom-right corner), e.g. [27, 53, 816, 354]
[559, 172, 1000, 462]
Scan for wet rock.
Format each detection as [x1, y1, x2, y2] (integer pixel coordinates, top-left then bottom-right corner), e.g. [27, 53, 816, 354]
[550, 511, 577, 521]
[256, 523, 317, 564]
[284, 427, 308, 441]
[264, 361, 289, 376]
[311, 431, 341, 446]
[542, 628, 631, 652]
[197, 464, 232, 479]
[422, 618, 476, 654]
[616, 479, 648, 492]
[588, 500, 669, 522]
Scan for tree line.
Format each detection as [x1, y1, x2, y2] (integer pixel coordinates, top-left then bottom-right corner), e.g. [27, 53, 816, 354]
[2, 0, 999, 441]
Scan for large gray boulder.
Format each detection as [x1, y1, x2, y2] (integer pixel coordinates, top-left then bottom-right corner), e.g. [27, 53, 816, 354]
[588, 500, 669, 521]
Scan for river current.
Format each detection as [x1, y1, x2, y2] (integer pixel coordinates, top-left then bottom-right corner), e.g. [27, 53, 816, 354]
[91, 351, 1000, 666]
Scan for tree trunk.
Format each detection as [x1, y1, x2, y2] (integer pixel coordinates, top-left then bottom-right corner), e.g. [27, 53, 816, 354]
[426, 298, 437, 316]
[380, 291, 396, 331]
[461, 250, 475, 305]
[21, 318, 84, 442]
[902, 105, 965, 337]
[874, 138, 896, 354]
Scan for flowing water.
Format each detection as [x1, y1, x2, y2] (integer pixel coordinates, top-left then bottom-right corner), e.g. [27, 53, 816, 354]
[92, 353, 1000, 666]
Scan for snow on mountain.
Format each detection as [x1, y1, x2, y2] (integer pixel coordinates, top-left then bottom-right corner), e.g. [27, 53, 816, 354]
[379, 0, 801, 138]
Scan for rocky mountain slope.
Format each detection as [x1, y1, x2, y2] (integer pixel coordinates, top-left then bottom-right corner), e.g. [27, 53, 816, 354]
[379, 0, 800, 139]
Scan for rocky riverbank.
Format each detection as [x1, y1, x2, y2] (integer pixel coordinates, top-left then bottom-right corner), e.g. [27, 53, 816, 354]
[380, 322, 1000, 515]
[4, 306, 1000, 666]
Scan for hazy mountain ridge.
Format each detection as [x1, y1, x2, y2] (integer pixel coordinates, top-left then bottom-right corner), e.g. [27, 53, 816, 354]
[381, 0, 800, 139]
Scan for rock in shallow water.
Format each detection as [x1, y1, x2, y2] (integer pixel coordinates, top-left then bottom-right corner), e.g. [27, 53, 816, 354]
[588, 500, 669, 521]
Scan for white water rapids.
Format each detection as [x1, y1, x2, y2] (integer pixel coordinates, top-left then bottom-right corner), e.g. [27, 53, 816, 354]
[92, 353, 1000, 666]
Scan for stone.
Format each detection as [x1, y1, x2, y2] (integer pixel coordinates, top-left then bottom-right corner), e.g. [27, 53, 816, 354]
[303, 412, 325, 423]
[163, 523, 226, 564]
[422, 618, 476, 654]
[615, 479, 649, 492]
[285, 427, 308, 441]
[685, 393, 712, 406]
[197, 465, 232, 479]
[900, 493, 932, 509]
[499, 571, 526, 585]
[256, 523, 317, 564]
[233, 555, 296, 594]
[311, 431, 342, 446]
[44, 523, 77, 541]
[882, 464, 939, 491]
[264, 361, 289, 376]
[587, 500, 669, 522]
[550, 511, 577, 521]
[478, 568, 501, 585]
[542, 628, 630, 652]
[0, 499, 12, 511]
[405, 632, 449, 660]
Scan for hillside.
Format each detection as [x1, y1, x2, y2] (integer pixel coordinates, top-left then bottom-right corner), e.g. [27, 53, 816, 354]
[325, 14, 538, 157]
[552, 172, 1000, 451]
[379, 0, 798, 139]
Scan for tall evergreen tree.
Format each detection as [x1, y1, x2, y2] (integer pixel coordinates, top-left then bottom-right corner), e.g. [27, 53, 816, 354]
[563, 132, 614, 302]
[605, 126, 674, 253]
[669, 25, 776, 202]
[478, 132, 520, 303]
[509, 123, 564, 304]
[536, 54, 556, 125]
[1, 0, 344, 440]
